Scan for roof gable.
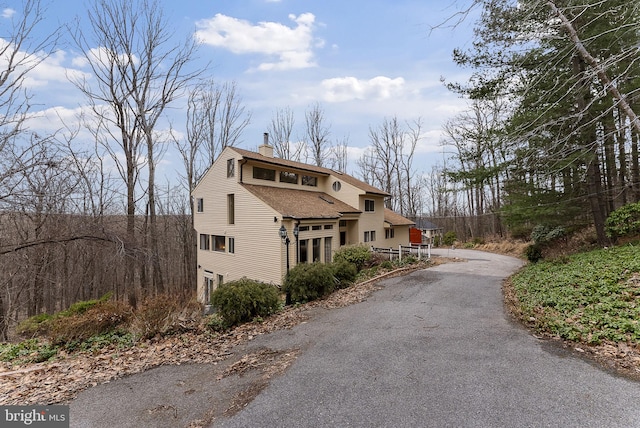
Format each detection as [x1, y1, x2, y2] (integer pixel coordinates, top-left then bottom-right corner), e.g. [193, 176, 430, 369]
[384, 208, 415, 226]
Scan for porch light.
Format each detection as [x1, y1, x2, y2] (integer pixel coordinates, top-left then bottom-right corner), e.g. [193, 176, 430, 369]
[279, 224, 288, 242]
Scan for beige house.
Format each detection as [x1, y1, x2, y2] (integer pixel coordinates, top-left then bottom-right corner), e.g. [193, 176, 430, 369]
[192, 141, 415, 304]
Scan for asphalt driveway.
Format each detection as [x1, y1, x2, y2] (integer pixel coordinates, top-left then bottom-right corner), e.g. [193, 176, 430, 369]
[216, 249, 640, 428]
[70, 249, 640, 427]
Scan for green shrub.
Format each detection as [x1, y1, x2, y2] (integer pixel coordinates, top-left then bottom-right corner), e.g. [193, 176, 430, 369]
[432, 235, 441, 247]
[211, 278, 281, 327]
[333, 245, 373, 271]
[525, 244, 543, 263]
[605, 202, 640, 240]
[331, 260, 358, 289]
[283, 262, 337, 303]
[531, 225, 566, 244]
[443, 231, 456, 246]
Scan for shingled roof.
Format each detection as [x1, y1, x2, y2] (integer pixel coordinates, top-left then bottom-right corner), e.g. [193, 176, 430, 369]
[231, 147, 390, 197]
[384, 208, 416, 226]
[241, 183, 361, 220]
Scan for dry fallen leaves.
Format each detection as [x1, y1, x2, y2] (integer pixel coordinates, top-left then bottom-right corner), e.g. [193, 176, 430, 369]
[0, 264, 420, 406]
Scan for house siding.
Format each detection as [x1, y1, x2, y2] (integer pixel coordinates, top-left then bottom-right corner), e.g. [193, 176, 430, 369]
[358, 195, 386, 245]
[193, 149, 286, 302]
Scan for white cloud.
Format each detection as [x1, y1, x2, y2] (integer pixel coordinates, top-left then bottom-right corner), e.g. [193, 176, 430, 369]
[194, 13, 320, 71]
[321, 76, 406, 102]
[2, 8, 15, 19]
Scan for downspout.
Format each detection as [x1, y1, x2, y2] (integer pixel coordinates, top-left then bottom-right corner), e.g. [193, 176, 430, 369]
[239, 158, 248, 183]
[295, 220, 300, 264]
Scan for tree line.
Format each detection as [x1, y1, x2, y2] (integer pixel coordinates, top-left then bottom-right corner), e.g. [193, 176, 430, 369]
[0, 0, 430, 339]
[438, 0, 640, 242]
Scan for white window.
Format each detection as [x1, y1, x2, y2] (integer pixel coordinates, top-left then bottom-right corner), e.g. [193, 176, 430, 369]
[196, 198, 204, 212]
[228, 237, 235, 254]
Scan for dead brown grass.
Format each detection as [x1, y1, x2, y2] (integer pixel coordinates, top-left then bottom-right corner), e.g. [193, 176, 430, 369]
[471, 239, 530, 259]
[49, 301, 131, 345]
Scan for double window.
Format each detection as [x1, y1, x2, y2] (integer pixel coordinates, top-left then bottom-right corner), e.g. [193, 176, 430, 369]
[365, 199, 375, 212]
[201, 234, 235, 254]
[364, 230, 376, 243]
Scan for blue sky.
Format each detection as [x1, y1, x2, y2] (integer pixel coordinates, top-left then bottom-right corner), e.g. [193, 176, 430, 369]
[10, 0, 476, 180]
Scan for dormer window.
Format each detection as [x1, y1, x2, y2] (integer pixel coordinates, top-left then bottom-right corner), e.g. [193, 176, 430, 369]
[254, 166, 276, 181]
[280, 171, 298, 184]
[302, 175, 317, 187]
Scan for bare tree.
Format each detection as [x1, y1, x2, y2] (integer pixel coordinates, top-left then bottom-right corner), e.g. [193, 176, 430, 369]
[69, 0, 200, 300]
[268, 107, 296, 160]
[361, 116, 424, 216]
[304, 102, 331, 167]
[0, 0, 59, 340]
[330, 135, 350, 173]
[218, 81, 251, 152]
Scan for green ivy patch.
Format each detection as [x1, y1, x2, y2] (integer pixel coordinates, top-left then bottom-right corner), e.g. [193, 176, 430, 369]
[512, 245, 640, 345]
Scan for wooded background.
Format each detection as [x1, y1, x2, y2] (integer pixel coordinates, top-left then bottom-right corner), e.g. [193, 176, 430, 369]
[2, 0, 640, 339]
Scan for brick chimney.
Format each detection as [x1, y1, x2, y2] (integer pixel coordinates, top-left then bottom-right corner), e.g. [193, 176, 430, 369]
[258, 132, 274, 157]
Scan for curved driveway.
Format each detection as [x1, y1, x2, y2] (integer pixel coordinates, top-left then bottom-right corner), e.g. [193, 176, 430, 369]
[217, 249, 640, 428]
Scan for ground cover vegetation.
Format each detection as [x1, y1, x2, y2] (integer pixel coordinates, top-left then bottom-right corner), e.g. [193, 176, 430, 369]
[511, 244, 640, 345]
